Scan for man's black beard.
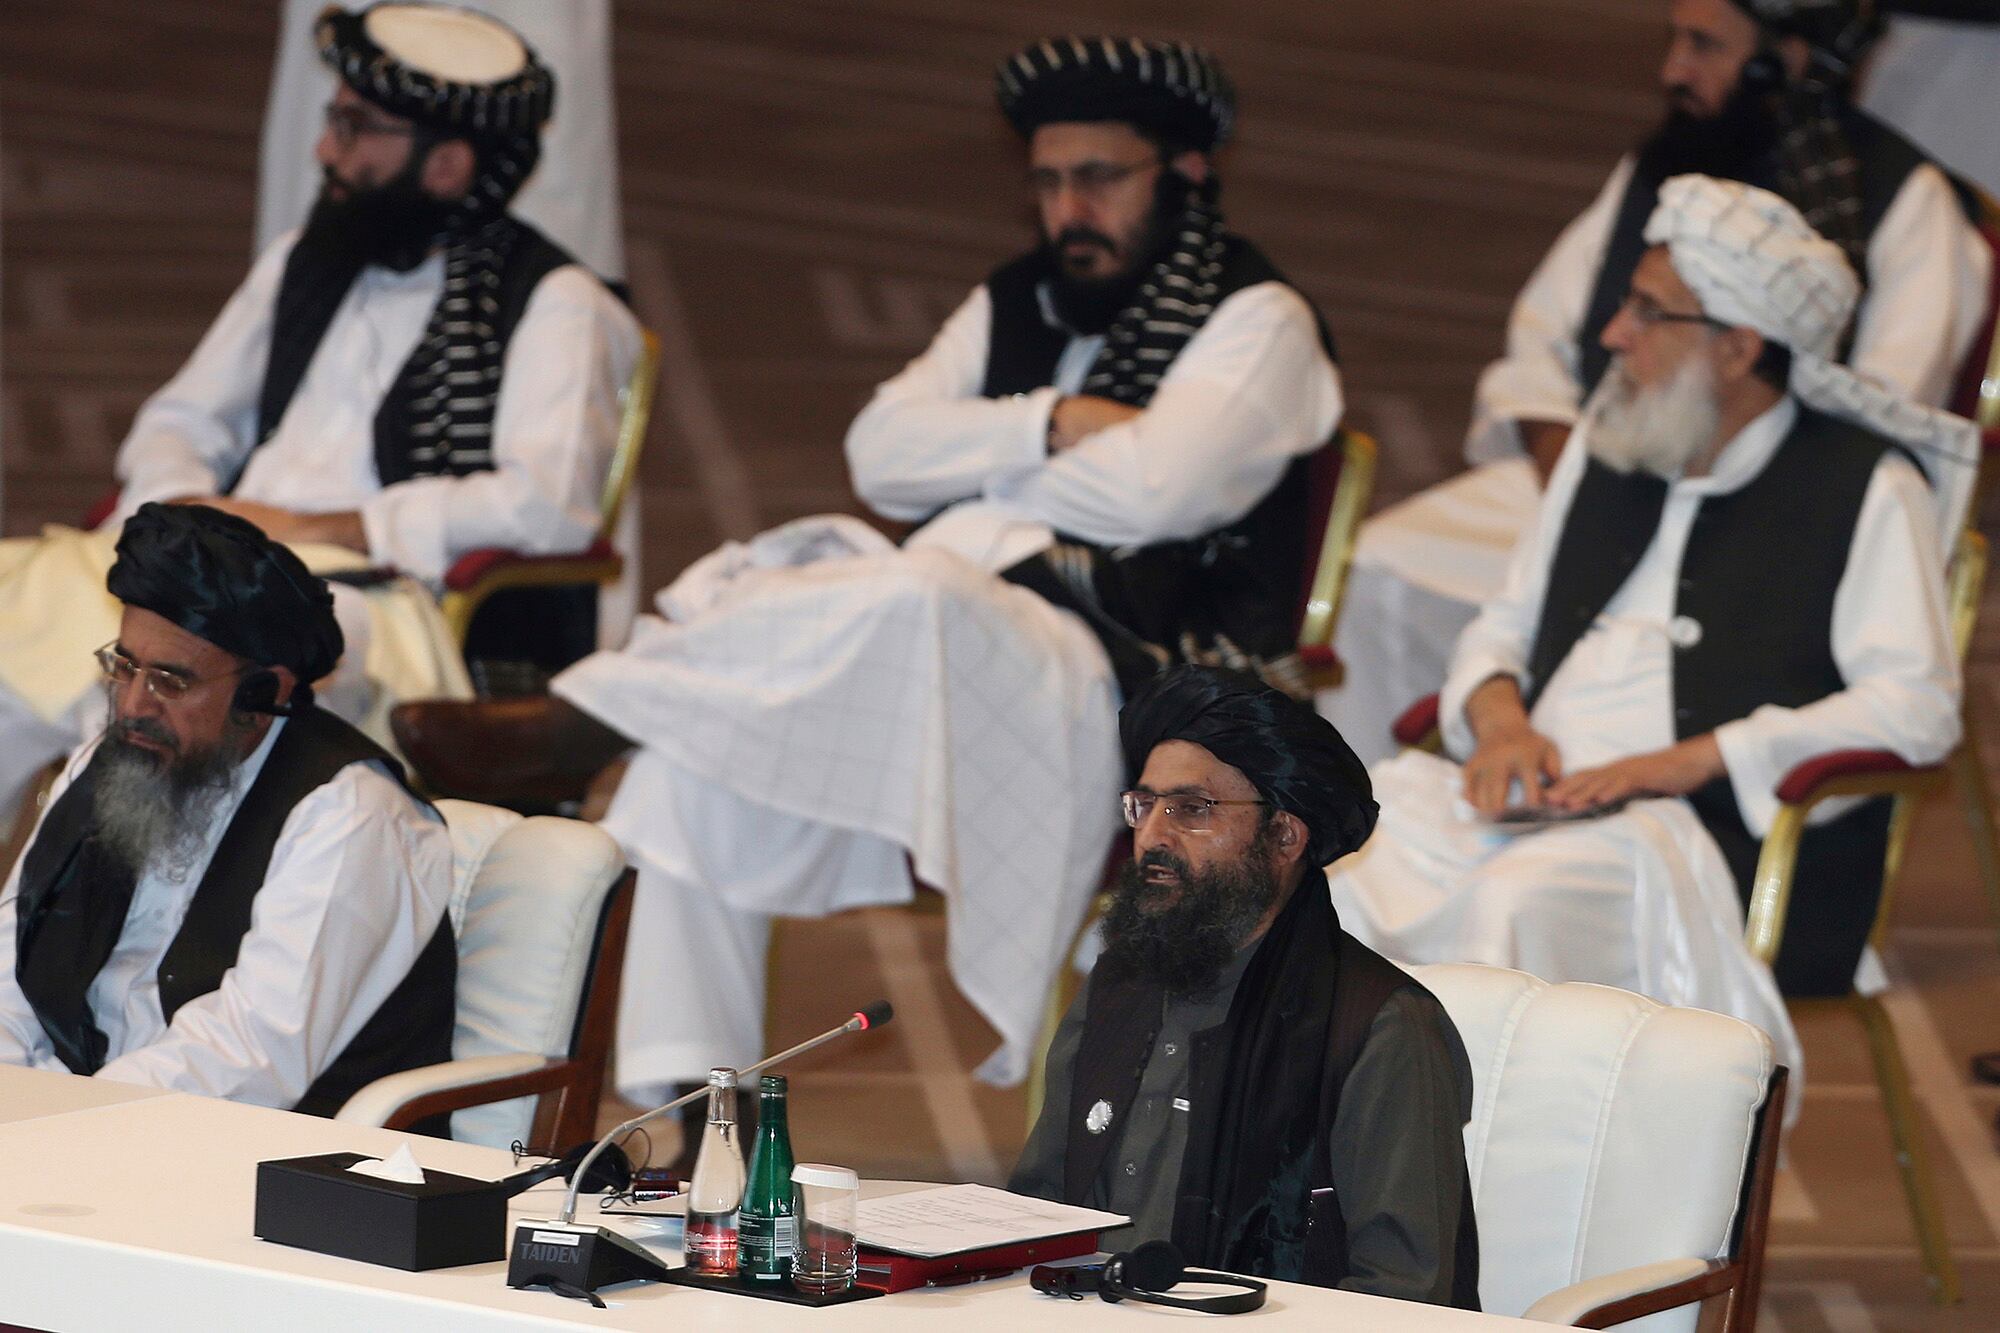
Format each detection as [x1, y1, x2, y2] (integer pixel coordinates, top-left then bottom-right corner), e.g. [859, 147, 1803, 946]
[1042, 171, 1195, 336]
[1638, 76, 1783, 184]
[88, 715, 245, 885]
[1098, 837, 1283, 996]
[301, 158, 456, 273]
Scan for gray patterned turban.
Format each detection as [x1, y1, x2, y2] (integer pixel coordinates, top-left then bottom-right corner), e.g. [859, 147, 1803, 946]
[996, 36, 1235, 151]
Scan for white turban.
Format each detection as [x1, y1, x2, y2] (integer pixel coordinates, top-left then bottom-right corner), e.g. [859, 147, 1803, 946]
[1643, 174, 1859, 360]
[1641, 174, 1980, 545]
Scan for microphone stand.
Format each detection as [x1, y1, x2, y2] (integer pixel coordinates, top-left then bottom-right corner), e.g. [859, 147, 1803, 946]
[508, 1002, 891, 1300]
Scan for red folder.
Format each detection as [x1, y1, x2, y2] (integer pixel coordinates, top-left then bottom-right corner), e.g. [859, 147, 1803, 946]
[853, 1230, 1100, 1293]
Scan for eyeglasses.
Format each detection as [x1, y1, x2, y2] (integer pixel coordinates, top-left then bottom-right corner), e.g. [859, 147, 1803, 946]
[1027, 157, 1161, 201]
[322, 101, 420, 150]
[94, 643, 251, 703]
[1121, 790, 1269, 833]
[1618, 291, 1728, 333]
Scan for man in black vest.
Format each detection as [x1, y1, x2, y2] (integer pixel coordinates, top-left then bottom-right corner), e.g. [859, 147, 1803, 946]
[0, 504, 456, 1114]
[1332, 178, 1970, 1070]
[0, 2, 640, 823]
[1326, 0, 1987, 767]
[391, 38, 1343, 1125]
[1012, 666, 1479, 1306]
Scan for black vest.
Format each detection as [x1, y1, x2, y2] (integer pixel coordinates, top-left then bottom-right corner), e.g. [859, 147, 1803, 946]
[1527, 409, 1901, 995]
[1064, 875, 1480, 1304]
[1576, 109, 1950, 395]
[14, 708, 457, 1117]
[252, 218, 576, 492]
[981, 239, 1337, 694]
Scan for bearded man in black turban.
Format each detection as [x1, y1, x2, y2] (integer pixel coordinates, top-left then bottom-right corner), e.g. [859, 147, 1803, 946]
[0, 503, 456, 1116]
[1011, 666, 1480, 1307]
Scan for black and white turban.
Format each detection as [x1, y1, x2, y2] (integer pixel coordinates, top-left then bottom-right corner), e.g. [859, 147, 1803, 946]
[107, 503, 344, 694]
[315, 3, 554, 224]
[1644, 175, 1980, 541]
[996, 36, 1235, 152]
[1120, 665, 1378, 866]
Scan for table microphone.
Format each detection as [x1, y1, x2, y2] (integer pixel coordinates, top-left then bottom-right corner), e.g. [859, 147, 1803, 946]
[506, 1000, 893, 1300]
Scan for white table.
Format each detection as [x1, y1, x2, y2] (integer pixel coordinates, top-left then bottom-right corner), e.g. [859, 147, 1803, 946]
[0, 1068, 1536, 1330]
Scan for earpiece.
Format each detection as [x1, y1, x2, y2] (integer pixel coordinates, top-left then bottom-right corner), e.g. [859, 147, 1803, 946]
[1031, 1240, 1266, 1314]
[231, 669, 290, 717]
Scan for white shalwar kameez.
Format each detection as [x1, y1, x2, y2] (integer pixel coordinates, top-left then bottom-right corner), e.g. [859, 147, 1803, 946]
[1328, 399, 1962, 1089]
[0, 231, 639, 820]
[1326, 153, 1988, 765]
[0, 719, 453, 1108]
[559, 277, 1343, 1100]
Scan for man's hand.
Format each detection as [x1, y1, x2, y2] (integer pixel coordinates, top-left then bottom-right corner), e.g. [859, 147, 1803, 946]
[1460, 674, 1562, 816]
[1048, 394, 1142, 453]
[1545, 736, 1724, 811]
[175, 497, 368, 554]
[1518, 419, 1572, 486]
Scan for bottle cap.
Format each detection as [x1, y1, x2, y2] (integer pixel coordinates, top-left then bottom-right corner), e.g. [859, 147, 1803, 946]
[792, 1163, 858, 1190]
[759, 1074, 787, 1093]
[707, 1066, 738, 1088]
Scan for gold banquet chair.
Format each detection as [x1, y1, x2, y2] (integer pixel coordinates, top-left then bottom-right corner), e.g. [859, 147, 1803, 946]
[436, 327, 663, 648]
[1742, 526, 1990, 1306]
[1022, 427, 1381, 1129]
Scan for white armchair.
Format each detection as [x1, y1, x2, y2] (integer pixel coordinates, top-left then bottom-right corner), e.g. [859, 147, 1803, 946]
[1411, 965, 1784, 1332]
[336, 799, 632, 1150]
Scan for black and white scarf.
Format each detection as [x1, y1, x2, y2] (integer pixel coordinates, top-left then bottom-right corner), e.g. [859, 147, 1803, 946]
[1080, 194, 1230, 409]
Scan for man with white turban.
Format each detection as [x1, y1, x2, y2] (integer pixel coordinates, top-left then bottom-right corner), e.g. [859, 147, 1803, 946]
[1328, 176, 1973, 1085]
[1325, 0, 1987, 767]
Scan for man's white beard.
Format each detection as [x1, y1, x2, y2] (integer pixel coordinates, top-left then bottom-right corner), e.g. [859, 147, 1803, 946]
[1583, 353, 1721, 480]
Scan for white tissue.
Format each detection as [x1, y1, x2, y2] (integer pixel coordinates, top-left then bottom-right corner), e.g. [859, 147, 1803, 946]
[346, 1143, 426, 1185]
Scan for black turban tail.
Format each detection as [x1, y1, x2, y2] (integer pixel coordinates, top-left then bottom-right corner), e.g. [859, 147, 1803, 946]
[107, 503, 344, 702]
[1120, 665, 1378, 866]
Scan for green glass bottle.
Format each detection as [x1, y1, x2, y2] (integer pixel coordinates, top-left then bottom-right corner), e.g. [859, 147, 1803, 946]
[737, 1074, 799, 1282]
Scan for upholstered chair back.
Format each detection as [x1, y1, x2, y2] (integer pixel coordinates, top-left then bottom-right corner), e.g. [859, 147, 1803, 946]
[436, 800, 626, 1146]
[1410, 965, 1775, 1330]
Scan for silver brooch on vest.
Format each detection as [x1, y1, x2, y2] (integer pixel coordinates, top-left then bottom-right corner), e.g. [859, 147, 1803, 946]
[1086, 1099, 1114, 1135]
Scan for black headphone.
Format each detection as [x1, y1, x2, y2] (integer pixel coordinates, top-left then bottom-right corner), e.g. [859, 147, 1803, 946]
[1031, 1240, 1267, 1315]
[232, 669, 291, 717]
[496, 1140, 633, 1199]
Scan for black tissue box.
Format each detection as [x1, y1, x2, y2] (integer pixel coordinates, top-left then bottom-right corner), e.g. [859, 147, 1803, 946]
[255, 1151, 508, 1271]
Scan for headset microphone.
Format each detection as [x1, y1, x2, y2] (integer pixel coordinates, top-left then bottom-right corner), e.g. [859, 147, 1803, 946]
[1031, 1240, 1266, 1315]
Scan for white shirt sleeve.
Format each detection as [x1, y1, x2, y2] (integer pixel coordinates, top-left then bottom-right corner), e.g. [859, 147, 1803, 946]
[844, 284, 1057, 521]
[984, 282, 1344, 546]
[1713, 454, 1961, 835]
[113, 235, 299, 513]
[1437, 434, 1593, 757]
[1463, 158, 1633, 465]
[1846, 164, 1992, 409]
[358, 266, 641, 582]
[93, 763, 454, 1109]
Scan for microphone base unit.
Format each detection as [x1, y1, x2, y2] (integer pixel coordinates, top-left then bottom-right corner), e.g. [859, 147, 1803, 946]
[507, 1219, 676, 1297]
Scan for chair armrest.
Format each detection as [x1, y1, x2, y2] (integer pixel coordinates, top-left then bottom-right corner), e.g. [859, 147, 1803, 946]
[334, 1052, 560, 1129]
[1521, 1257, 1728, 1326]
[1392, 694, 1441, 748]
[1773, 749, 1935, 804]
[443, 539, 620, 593]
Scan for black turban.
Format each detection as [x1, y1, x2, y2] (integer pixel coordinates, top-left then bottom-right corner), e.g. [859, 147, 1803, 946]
[107, 503, 345, 697]
[1120, 665, 1378, 865]
[996, 36, 1235, 152]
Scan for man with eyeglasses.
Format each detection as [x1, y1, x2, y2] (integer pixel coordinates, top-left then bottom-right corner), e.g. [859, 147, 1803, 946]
[1011, 665, 1479, 1306]
[0, 2, 638, 822]
[1325, 0, 1987, 768]
[391, 36, 1340, 1143]
[0, 503, 455, 1112]
[1328, 178, 1972, 1078]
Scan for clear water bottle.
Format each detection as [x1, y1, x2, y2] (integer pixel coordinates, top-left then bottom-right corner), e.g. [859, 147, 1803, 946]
[683, 1067, 745, 1277]
[738, 1074, 799, 1282]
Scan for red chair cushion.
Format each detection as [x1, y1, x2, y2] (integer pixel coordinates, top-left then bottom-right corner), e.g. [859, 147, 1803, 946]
[444, 538, 618, 592]
[1772, 749, 1928, 804]
[1297, 644, 1341, 673]
[1392, 694, 1441, 747]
